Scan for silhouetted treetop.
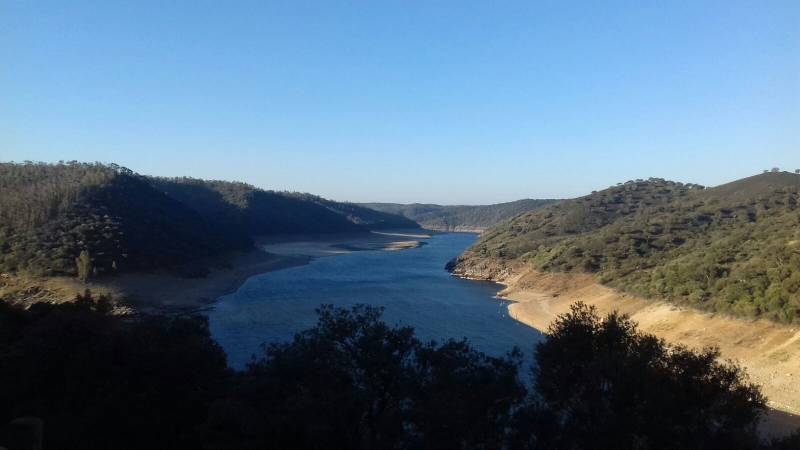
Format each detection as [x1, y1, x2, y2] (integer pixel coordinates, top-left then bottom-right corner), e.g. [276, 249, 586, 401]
[2, 298, 790, 449]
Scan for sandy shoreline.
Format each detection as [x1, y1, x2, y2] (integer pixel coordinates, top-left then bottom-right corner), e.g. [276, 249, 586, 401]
[106, 250, 311, 312]
[453, 266, 800, 437]
[258, 230, 431, 257]
[1, 230, 431, 313]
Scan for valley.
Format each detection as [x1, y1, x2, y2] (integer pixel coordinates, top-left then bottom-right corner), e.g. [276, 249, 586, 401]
[2, 162, 800, 445]
[5, 3, 798, 446]
[361, 199, 557, 232]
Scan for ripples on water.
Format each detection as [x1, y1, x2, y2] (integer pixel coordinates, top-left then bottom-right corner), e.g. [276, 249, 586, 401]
[208, 233, 544, 369]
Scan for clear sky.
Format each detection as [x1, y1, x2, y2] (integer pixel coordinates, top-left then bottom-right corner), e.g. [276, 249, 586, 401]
[2, 1, 798, 204]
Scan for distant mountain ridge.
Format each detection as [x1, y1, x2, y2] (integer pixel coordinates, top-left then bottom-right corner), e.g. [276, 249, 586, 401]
[449, 172, 800, 323]
[0, 162, 416, 278]
[361, 199, 558, 232]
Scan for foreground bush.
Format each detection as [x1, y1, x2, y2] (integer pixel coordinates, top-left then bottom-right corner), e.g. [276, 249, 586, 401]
[522, 303, 766, 450]
[0, 294, 230, 449]
[0, 296, 794, 449]
[204, 305, 524, 449]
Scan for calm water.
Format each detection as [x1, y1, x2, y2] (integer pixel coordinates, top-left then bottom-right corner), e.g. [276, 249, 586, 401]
[208, 233, 544, 369]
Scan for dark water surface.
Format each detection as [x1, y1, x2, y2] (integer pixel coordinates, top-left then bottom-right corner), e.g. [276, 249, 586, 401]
[208, 233, 544, 369]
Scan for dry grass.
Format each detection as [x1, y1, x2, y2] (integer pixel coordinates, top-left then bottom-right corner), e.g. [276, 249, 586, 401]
[0, 272, 117, 305]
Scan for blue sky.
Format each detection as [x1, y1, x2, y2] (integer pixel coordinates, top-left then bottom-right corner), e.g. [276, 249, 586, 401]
[2, 1, 798, 204]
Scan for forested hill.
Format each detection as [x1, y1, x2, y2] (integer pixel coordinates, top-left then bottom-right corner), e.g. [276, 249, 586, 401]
[150, 177, 419, 234]
[0, 162, 415, 279]
[450, 173, 800, 323]
[361, 199, 557, 231]
[0, 163, 245, 278]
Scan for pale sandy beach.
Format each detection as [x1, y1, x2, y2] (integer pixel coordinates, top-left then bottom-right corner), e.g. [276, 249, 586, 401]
[452, 264, 800, 437]
[259, 230, 431, 257]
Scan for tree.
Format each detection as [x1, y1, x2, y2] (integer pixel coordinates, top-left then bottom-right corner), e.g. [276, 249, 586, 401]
[1, 300, 795, 449]
[529, 302, 766, 450]
[75, 249, 92, 282]
[0, 294, 230, 450]
[207, 304, 524, 449]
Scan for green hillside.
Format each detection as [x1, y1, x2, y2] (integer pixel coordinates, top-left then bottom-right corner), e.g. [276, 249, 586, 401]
[361, 199, 556, 231]
[151, 178, 418, 234]
[288, 194, 420, 230]
[0, 162, 416, 279]
[0, 162, 245, 277]
[151, 178, 359, 235]
[453, 173, 800, 323]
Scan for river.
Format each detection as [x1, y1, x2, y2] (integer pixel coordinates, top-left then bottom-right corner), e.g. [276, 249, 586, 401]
[208, 232, 544, 369]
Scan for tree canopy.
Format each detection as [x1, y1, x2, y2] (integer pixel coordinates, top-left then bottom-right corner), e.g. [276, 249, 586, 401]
[0, 162, 416, 278]
[1, 296, 793, 449]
